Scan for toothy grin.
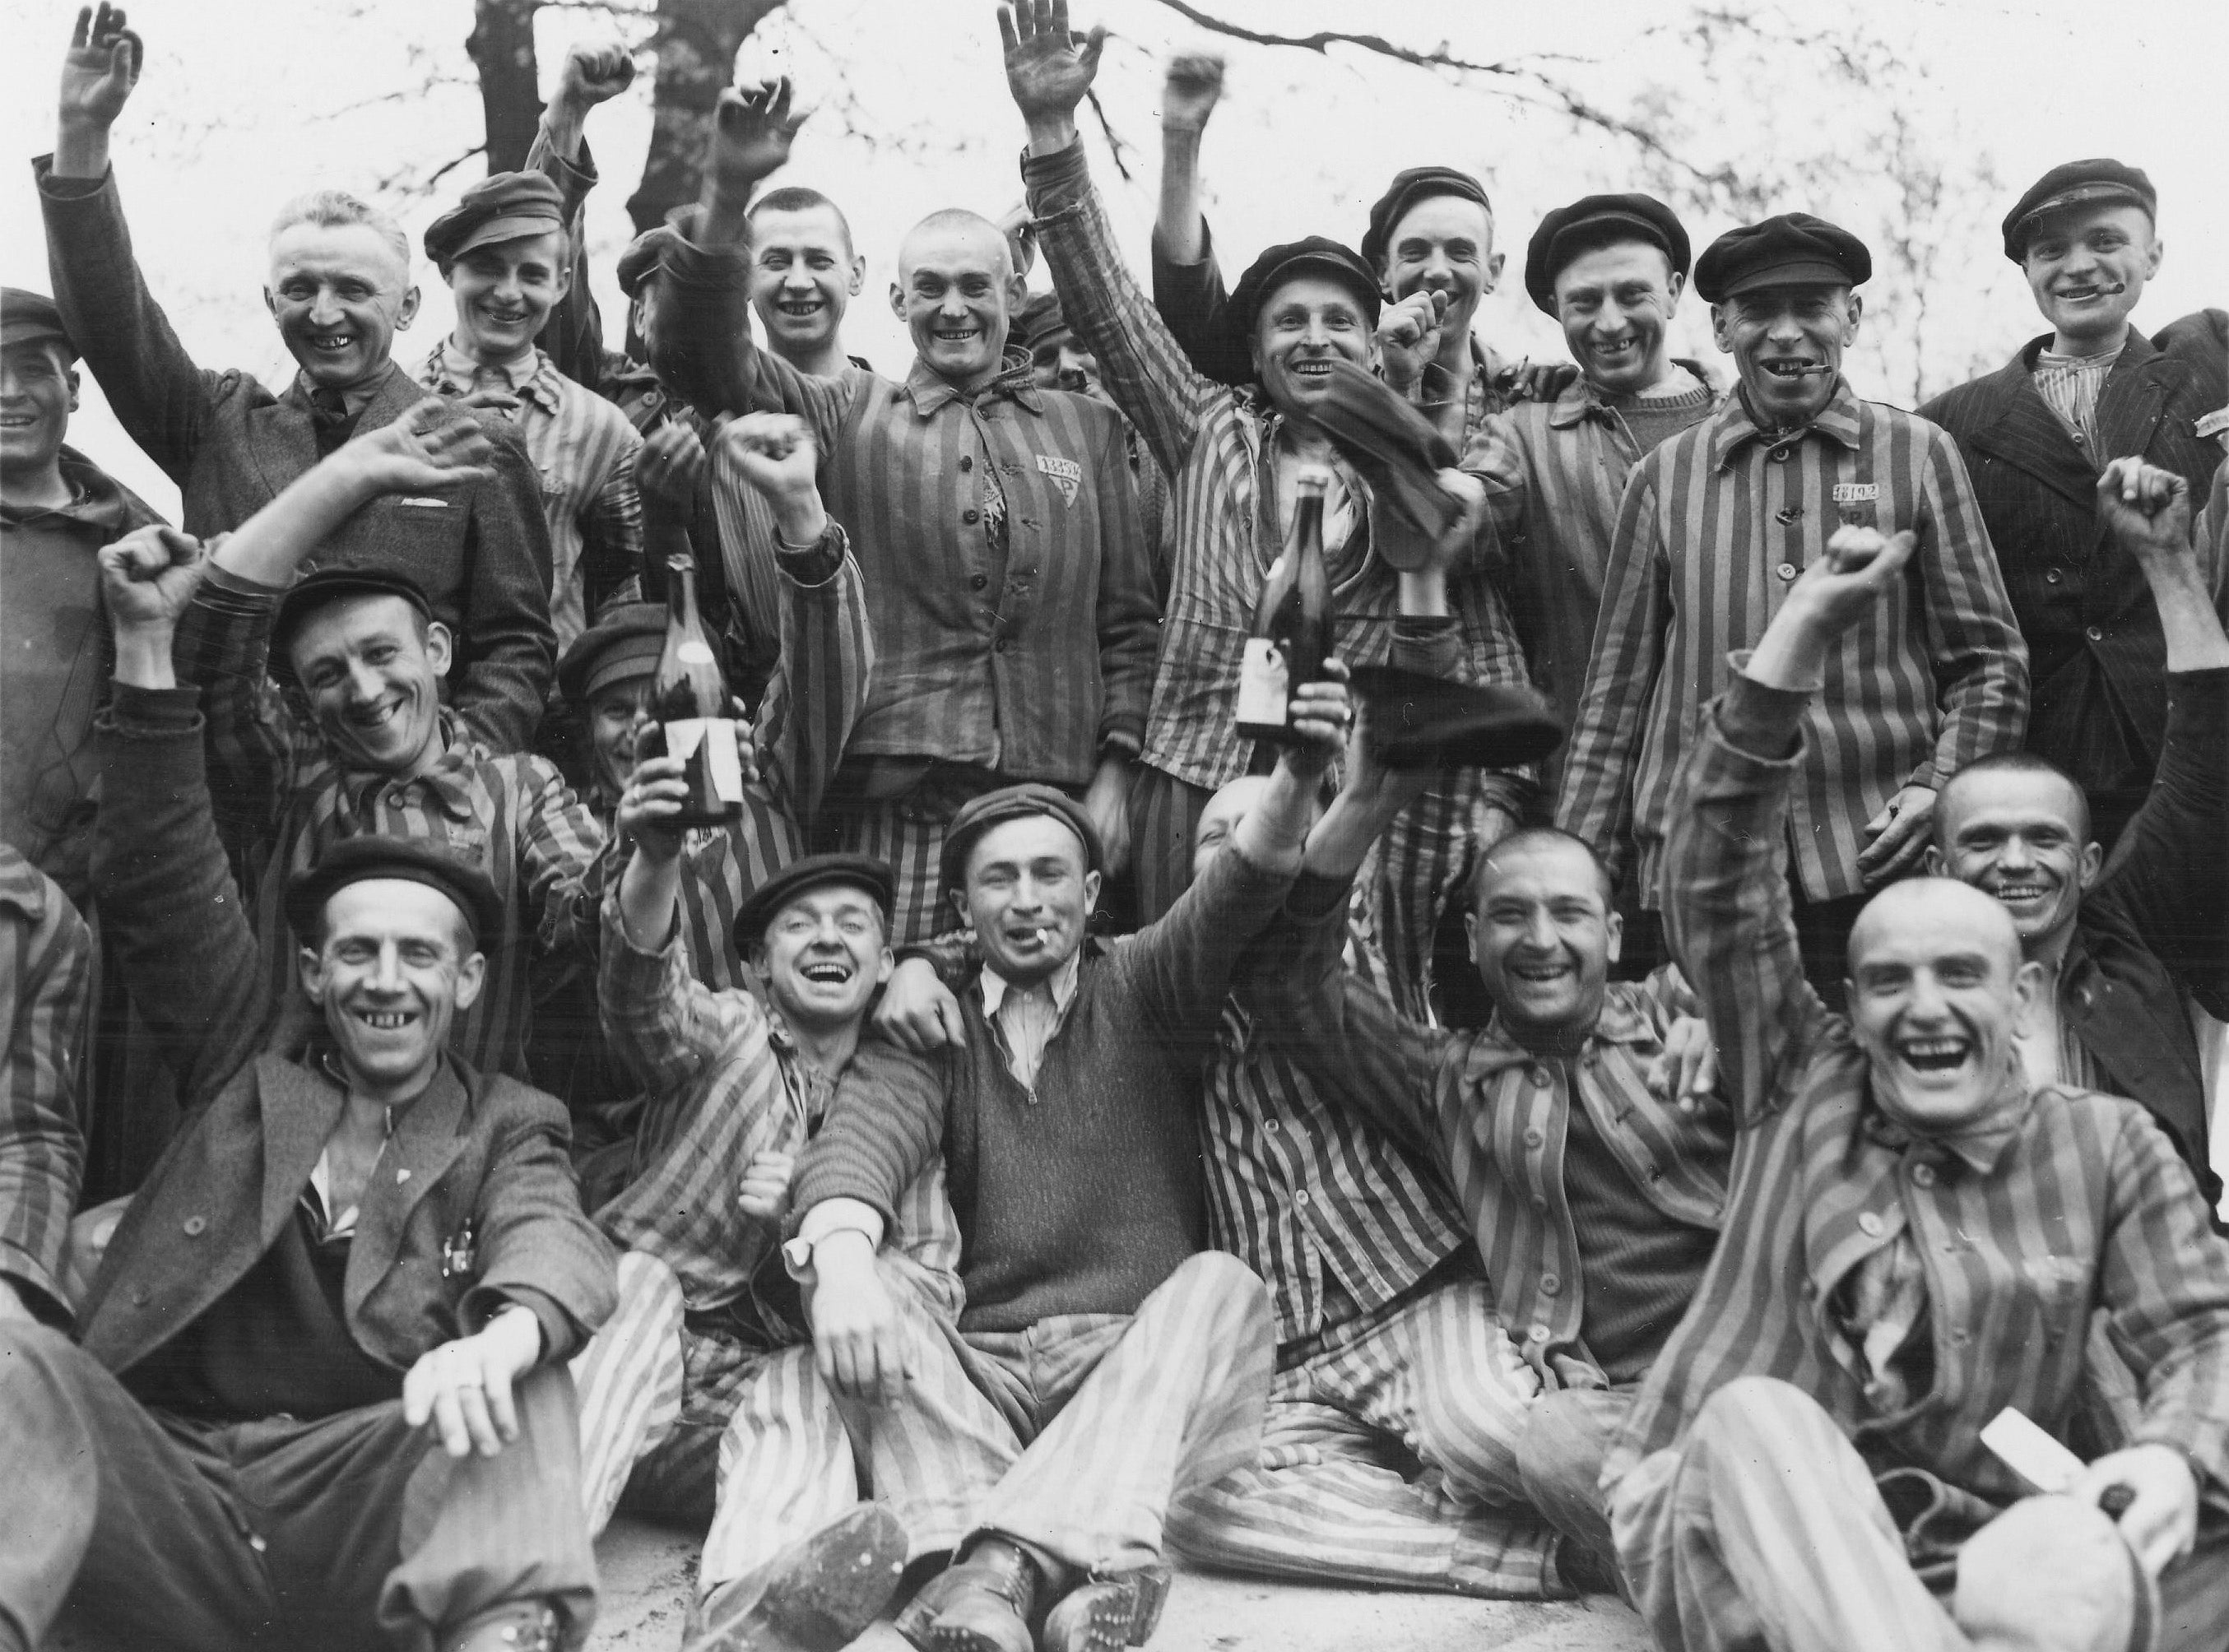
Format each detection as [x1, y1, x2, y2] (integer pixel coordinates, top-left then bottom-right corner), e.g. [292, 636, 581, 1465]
[356, 1009, 414, 1030]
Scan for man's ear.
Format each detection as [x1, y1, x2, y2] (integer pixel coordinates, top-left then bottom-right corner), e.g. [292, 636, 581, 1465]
[2075, 838, 2105, 895]
[1843, 291, 1863, 341]
[889, 281, 908, 323]
[1484, 248, 1507, 292]
[424, 620, 454, 680]
[264, 286, 280, 320]
[2143, 233, 2164, 280]
[66, 366, 81, 415]
[949, 884, 973, 929]
[1923, 842, 1947, 876]
[2009, 957, 2047, 1037]
[1710, 302, 1734, 355]
[395, 285, 421, 332]
[874, 946, 895, 988]
[847, 254, 866, 297]
[453, 949, 488, 1011]
[1665, 269, 1687, 311]
[1083, 868, 1103, 915]
[1463, 909, 1482, 965]
[1604, 908, 1623, 966]
[298, 944, 327, 1004]
[551, 260, 574, 304]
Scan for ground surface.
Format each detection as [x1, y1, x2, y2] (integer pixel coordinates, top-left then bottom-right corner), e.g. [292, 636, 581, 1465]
[587, 1515, 1655, 1652]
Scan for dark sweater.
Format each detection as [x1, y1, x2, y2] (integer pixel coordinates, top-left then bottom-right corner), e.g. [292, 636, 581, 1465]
[790, 846, 1293, 1332]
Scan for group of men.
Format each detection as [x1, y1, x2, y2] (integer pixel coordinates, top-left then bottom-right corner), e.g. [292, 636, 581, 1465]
[2, 2, 2226, 1651]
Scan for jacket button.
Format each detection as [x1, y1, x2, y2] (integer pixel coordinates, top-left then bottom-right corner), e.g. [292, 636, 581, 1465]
[1540, 1274, 1561, 1295]
[130, 1286, 149, 1306]
[1858, 1211, 1886, 1237]
[2045, 567, 2063, 584]
[1776, 561, 1798, 581]
[970, 573, 988, 591]
[1909, 1162, 1937, 1187]
[183, 1215, 207, 1237]
[962, 508, 980, 524]
[1523, 1128, 1544, 1148]
[1529, 1065, 1551, 1088]
[2086, 625, 2104, 642]
[959, 456, 973, 471]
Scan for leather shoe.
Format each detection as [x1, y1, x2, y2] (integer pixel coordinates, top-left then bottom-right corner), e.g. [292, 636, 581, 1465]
[682, 1504, 909, 1652]
[438, 1599, 562, 1652]
[1039, 1563, 1171, 1652]
[893, 1536, 1045, 1652]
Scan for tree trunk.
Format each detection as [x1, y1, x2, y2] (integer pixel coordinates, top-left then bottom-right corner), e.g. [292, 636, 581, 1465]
[468, 0, 545, 175]
[625, 0, 789, 234]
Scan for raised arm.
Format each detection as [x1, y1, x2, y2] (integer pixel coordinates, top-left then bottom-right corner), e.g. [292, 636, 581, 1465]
[1148, 49, 1251, 387]
[0, 856, 91, 1326]
[527, 37, 635, 397]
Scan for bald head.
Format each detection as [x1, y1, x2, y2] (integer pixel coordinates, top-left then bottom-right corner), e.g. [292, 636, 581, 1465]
[1847, 877, 2023, 980]
[899, 210, 1014, 282]
[893, 208, 1022, 387]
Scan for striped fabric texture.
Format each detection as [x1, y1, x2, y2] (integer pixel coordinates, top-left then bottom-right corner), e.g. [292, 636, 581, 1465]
[1168, 1277, 1562, 1599]
[176, 575, 606, 1085]
[2031, 346, 2123, 452]
[417, 340, 645, 649]
[0, 847, 91, 1319]
[1609, 675, 2229, 1515]
[1557, 378, 2029, 907]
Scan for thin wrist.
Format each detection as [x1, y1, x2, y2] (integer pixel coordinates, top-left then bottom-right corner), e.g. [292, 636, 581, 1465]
[1024, 114, 1080, 156]
[772, 494, 828, 544]
[112, 628, 178, 689]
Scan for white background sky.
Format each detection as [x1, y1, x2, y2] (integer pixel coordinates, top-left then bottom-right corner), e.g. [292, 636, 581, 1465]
[2, 0, 2223, 519]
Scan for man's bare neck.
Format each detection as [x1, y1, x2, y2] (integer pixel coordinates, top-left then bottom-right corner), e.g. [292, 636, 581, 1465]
[2046, 322, 2131, 361]
[773, 336, 853, 380]
[0, 462, 74, 513]
[789, 1019, 864, 1077]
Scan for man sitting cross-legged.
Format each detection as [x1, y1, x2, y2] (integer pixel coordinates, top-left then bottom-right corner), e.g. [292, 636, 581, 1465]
[0, 520, 615, 1652]
[780, 680, 1358, 1652]
[1608, 511, 2229, 1652]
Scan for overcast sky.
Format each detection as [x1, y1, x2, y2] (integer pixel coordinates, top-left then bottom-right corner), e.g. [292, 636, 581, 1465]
[2, 0, 2222, 517]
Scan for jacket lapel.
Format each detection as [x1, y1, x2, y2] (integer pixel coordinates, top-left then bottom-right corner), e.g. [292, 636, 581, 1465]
[1967, 348, 2097, 513]
[344, 1058, 474, 1321]
[244, 388, 323, 509]
[358, 360, 438, 433]
[258, 1052, 346, 1249]
[2095, 331, 2171, 462]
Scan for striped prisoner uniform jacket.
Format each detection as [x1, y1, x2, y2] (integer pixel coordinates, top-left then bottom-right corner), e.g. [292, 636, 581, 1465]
[0, 845, 92, 1325]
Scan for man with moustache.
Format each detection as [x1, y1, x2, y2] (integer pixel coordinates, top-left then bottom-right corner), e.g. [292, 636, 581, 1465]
[1607, 518, 2229, 1652]
[0, 513, 615, 1652]
[635, 80, 1159, 944]
[1558, 214, 2027, 994]
[1921, 162, 2227, 852]
[38, 5, 557, 751]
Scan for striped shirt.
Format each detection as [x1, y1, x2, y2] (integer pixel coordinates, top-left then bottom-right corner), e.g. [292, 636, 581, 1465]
[1463, 366, 1721, 793]
[2032, 345, 2124, 452]
[1608, 672, 2229, 1510]
[0, 846, 91, 1322]
[178, 572, 606, 1084]
[592, 905, 964, 1339]
[1557, 378, 2029, 905]
[1250, 870, 1731, 1388]
[418, 338, 644, 650]
[1024, 139, 1532, 803]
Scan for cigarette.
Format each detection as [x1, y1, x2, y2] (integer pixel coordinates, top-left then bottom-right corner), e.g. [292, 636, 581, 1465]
[1033, 927, 1050, 946]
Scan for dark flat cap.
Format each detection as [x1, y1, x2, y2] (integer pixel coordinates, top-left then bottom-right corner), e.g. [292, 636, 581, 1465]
[1361, 166, 1493, 271]
[2, 289, 76, 360]
[1317, 360, 1460, 560]
[286, 833, 504, 947]
[1016, 290, 1070, 356]
[272, 567, 435, 680]
[1524, 193, 1691, 315]
[558, 601, 665, 706]
[1693, 213, 1870, 304]
[2002, 159, 2157, 261]
[1226, 237, 1383, 360]
[1350, 666, 1564, 771]
[939, 784, 1103, 895]
[735, 852, 895, 951]
[425, 171, 569, 270]
[616, 205, 731, 299]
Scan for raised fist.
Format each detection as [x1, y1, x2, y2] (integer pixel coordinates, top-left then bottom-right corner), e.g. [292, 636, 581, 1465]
[558, 38, 636, 108]
[1377, 290, 1448, 392]
[1000, 0, 1106, 125]
[60, 3, 142, 131]
[98, 524, 204, 633]
[1162, 49, 1225, 132]
[722, 411, 820, 504]
[2095, 456, 2194, 562]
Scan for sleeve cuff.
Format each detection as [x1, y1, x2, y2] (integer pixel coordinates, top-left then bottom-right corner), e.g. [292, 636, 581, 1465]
[102, 680, 203, 732]
[782, 1200, 889, 1281]
[0, 1251, 72, 1330]
[1720, 657, 1813, 761]
[31, 154, 109, 199]
[1286, 869, 1356, 927]
[773, 520, 847, 588]
[203, 561, 290, 601]
[1020, 134, 1090, 202]
[460, 1286, 567, 1362]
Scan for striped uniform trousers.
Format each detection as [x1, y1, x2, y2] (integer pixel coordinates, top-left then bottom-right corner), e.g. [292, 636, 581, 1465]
[1166, 1278, 1563, 1599]
[821, 796, 973, 947]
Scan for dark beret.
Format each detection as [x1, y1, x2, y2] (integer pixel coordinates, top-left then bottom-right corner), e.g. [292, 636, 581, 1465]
[1225, 237, 1383, 360]
[1360, 166, 1493, 272]
[734, 852, 896, 953]
[1349, 666, 1564, 771]
[939, 783, 1103, 896]
[557, 601, 665, 706]
[2, 288, 76, 360]
[1015, 290, 1070, 356]
[2002, 159, 2157, 261]
[1693, 213, 1870, 304]
[271, 567, 435, 681]
[424, 170, 569, 270]
[286, 833, 504, 948]
[1524, 193, 1692, 315]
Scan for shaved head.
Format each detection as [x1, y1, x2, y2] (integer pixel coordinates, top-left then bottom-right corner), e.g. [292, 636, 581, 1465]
[899, 209, 1014, 281]
[1847, 877, 2022, 979]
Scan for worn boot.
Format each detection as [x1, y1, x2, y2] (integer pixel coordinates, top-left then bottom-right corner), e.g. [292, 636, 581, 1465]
[437, 1599, 562, 1652]
[1038, 1563, 1172, 1652]
[681, 1505, 909, 1652]
[892, 1536, 1048, 1652]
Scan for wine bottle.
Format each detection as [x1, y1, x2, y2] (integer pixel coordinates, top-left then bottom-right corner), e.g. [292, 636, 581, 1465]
[1234, 466, 1331, 746]
[643, 553, 745, 828]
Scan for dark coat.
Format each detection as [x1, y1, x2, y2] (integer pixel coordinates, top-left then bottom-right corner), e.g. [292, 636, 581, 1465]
[35, 157, 559, 754]
[1920, 328, 2227, 840]
[81, 683, 614, 1376]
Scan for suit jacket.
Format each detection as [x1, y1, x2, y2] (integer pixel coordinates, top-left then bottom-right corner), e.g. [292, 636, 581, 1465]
[35, 158, 559, 754]
[81, 682, 613, 1376]
[1920, 330, 2227, 824]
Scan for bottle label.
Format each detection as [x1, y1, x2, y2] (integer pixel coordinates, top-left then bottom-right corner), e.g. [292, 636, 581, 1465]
[663, 717, 747, 804]
[677, 640, 717, 666]
[1234, 637, 1290, 727]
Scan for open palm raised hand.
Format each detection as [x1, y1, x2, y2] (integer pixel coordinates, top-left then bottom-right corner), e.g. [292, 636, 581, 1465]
[342, 401, 498, 494]
[707, 78, 809, 197]
[59, 3, 142, 130]
[999, 0, 1106, 125]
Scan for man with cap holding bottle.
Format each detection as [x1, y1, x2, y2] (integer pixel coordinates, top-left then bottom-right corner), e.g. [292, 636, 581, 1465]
[1558, 211, 2027, 993]
[1920, 160, 2226, 852]
[0, 488, 617, 1652]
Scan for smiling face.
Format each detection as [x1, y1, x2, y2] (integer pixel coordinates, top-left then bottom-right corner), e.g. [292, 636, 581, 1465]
[1251, 274, 1376, 422]
[892, 216, 1022, 388]
[585, 678, 653, 803]
[0, 339, 77, 480]
[448, 230, 570, 363]
[265, 220, 420, 391]
[2022, 202, 2160, 352]
[1027, 323, 1104, 401]
[1382, 193, 1499, 341]
[1555, 240, 1683, 397]
[1931, 764, 2101, 954]
[750, 204, 864, 360]
[287, 593, 449, 777]
[1712, 283, 1859, 428]
[1191, 776, 1273, 884]
[956, 814, 1099, 991]
[750, 880, 893, 1035]
[1465, 834, 1621, 1040]
[300, 878, 484, 1102]
[1846, 879, 2041, 1133]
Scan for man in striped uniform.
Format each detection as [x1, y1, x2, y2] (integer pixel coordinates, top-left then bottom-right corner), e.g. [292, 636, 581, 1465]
[0, 842, 91, 1333]
[1610, 517, 2229, 1652]
[169, 408, 606, 1089]
[1558, 212, 2028, 998]
[639, 81, 1159, 945]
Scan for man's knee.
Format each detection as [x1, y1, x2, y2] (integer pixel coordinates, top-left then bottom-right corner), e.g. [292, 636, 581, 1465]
[1164, 1251, 1269, 1320]
[1688, 1376, 1822, 1455]
[1516, 1388, 1623, 1506]
[613, 1249, 685, 1324]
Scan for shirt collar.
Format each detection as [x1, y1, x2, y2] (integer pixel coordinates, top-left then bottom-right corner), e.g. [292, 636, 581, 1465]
[1546, 358, 1720, 431]
[1705, 374, 1864, 471]
[1480, 982, 1665, 1056]
[899, 350, 1043, 419]
[337, 709, 482, 822]
[1860, 1060, 2032, 1175]
[978, 947, 1082, 1019]
[426, 338, 564, 415]
[0, 852, 49, 921]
